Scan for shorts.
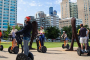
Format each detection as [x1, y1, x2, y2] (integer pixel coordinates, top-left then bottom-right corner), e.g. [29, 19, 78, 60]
[65, 38, 68, 40]
[12, 37, 16, 41]
[80, 37, 87, 43]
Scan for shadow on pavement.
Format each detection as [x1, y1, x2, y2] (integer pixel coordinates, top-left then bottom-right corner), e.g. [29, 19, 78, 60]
[47, 50, 62, 52]
[46, 52, 66, 54]
[2, 50, 8, 52]
[0, 56, 8, 58]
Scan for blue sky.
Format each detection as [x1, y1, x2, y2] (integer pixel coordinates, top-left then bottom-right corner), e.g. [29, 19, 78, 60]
[17, 0, 77, 24]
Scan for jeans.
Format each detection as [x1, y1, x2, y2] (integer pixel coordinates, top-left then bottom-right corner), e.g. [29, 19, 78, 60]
[39, 34, 45, 46]
[23, 37, 30, 56]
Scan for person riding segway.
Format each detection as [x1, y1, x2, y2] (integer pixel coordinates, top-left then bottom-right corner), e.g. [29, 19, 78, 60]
[77, 24, 90, 56]
[16, 16, 34, 60]
[0, 30, 3, 51]
[61, 31, 69, 49]
[8, 26, 19, 54]
[37, 26, 47, 53]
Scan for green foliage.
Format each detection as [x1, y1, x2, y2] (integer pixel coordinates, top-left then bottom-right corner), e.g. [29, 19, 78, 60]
[62, 25, 72, 39]
[4, 23, 12, 38]
[3, 24, 22, 38]
[45, 26, 60, 39]
[84, 25, 88, 28]
[15, 25, 21, 31]
[76, 25, 80, 33]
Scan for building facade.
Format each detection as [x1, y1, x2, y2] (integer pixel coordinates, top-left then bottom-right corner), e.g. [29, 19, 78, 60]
[59, 18, 82, 30]
[35, 11, 50, 29]
[49, 7, 53, 16]
[77, 0, 90, 28]
[46, 15, 60, 28]
[61, 0, 78, 19]
[53, 10, 57, 16]
[29, 16, 36, 23]
[0, 0, 17, 31]
[17, 23, 23, 27]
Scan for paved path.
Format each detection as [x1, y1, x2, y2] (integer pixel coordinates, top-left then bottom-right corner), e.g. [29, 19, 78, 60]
[0, 47, 90, 60]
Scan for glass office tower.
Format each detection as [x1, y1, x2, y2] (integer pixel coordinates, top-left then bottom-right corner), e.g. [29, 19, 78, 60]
[49, 7, 53, 16]
[0, 0, 17, 31]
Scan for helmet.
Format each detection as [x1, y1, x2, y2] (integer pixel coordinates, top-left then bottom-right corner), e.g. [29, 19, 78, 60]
[63, 31, 65, 33]
[25, 16, 31, 22]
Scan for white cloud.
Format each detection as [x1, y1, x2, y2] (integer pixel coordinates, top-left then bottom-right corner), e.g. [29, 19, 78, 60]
[17, 7, 21, 10]
[47, 14, 49, 16]
[71, 0, 77, 2]
[29, 3, 37, 6]
[55, 0, 62, 4]
[24, 10, 26, 12]
[29, 1, 43, 7]
[46, 2, 52, 5]
[57, 12, 61, 18]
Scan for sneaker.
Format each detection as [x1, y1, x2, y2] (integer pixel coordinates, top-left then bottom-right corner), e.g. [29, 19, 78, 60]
[81, 50, 84, 53]
[85, 50, 88, 53]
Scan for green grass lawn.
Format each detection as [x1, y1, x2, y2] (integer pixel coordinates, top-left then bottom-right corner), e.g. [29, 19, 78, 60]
[1, 41, 90, 49]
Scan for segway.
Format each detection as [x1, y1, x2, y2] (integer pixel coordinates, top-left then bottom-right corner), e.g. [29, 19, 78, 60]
[37, 34, 47, 53]
[16, 35, 34, 60]
[0, 38, 3, 51]
[8, 35, 19, 54]
[62, 39, 69, 49]
[77, 46, 90, 56]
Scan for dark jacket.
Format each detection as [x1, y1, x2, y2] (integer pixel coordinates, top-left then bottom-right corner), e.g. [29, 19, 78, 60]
[16, 21, 32, 37]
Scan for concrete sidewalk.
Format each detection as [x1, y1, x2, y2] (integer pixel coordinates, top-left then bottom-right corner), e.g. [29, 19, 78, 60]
[0, 47, 90, 60]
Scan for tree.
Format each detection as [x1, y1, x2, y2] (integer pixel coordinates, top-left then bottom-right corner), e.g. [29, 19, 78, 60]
[62, 25, 72, 39]
[45, 26, 60, 41]
[15, 25, 22, 31]
[4, 23, 12, 38]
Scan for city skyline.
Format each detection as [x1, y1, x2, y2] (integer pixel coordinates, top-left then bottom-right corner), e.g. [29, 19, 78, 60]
[17, 0, 77, 24]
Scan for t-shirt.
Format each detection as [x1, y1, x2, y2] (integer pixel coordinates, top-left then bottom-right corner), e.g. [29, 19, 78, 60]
[0, 32, 2, 37]
[79, 27, 87, 37]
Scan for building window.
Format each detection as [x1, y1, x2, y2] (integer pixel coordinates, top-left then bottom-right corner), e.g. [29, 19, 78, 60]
[3, 23, 8, 25]
[3, 26, 8, 28]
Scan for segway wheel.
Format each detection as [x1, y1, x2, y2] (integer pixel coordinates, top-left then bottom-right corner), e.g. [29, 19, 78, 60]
[67, 44, 69, 49]
[37, 46, 41, 52]
[87, 48, 90, 56]
[0, 45, 3, 51]
[16, 53, 28, 60]
[28, 52, 34, 60]
[41, 46, 47, 53]
[13, 46, 19, 54]
[62, 44, 64, 49]
[8, 46, 12, 53]
[77, 48, 81, 56]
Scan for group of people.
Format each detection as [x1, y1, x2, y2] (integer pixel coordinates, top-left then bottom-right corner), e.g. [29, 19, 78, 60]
[0, 16, 45, 56]
[61, 24, 89, 53]
[0, 16, 90, 56]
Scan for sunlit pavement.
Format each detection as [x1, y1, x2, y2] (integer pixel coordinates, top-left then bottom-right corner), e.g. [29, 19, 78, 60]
[0, 47, 90, 60]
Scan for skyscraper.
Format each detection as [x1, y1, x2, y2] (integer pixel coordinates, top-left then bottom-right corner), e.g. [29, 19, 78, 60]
[61, 0, 78, 19]
[35, 11, 50, 29]
[53, 10, 57, 16]
[0, 0, 17, 31]
[77, 0, 90, 28]
[49, 7, 53, 16]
